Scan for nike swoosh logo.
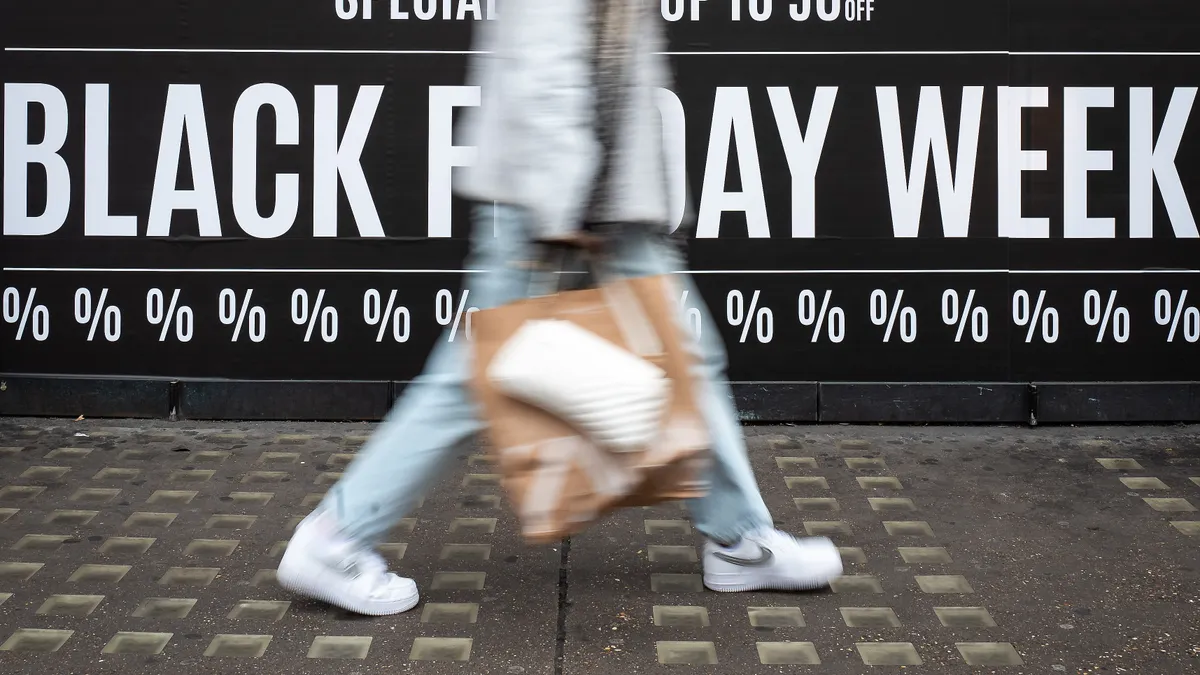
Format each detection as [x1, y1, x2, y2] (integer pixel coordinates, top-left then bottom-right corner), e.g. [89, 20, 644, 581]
[712, 544, 774, 567]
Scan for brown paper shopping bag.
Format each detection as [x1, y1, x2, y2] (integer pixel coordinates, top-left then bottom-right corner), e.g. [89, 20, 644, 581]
[468, 265, 710, 545]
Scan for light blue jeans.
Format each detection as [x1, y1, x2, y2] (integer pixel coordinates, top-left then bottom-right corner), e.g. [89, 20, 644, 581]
[323, 203, 773, 545]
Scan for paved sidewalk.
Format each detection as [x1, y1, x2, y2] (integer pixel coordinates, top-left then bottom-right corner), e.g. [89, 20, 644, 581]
[0, 418, 1196, 674]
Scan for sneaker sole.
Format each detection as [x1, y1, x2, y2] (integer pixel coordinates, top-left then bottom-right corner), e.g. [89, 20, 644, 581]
[277, 556, 420, 616]
[703, 566, 843, 593]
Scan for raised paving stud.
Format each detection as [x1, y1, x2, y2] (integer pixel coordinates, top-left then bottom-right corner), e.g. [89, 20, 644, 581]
[1120, 477, 1169, 490]
[839, 547, 867, 564]
[159, 567, 220, 586]
[394, 518, 418, 535]
[0, 447, 26, 457]
[69, 564, 131, 583]
[884, 521, 935, 537]
[841, 606, 901, 627]
[421, 602, 480, 624]
[378, 543, 408, 560]
[462, 473, 502, 488]
[651, 573, 704, 593]
[747, 606, 805, 628]
[185, 539, 241, 557]
[229, 492, 274, 506]
[647, 545, 698, 563]
[251, 570, 278, 587]
[794, 498, 840, 511]
[935, 606, 998, 628]
[268, 541, 289, 557]
[440, 544, 492, 562]
[20, 466, 70, 480]
[326, 453, 356, 468]
[1170, 522, 1200, 536]
[870, 497, 917, 512]
[430, 572, 487, 590]
[36, 594, 105, 616]
[757, 641, 820, 665]
[917, 575, 975, 594]
[845, 457, 888, 470]
[857, 642, 923, 666]
[1144, 498, 1196, 512]
[461, 494, 501, 509]
[858, 476, 904, 490]
[899, 546, 953, 564]
[12, 534, 69, 551]
[70, 487, 121, 503]
[0, 562, 44, 581]
[775, 457, 818, 471]
[957, 642, 1024, 666]
[99, 537, 156, 555]
[45, 510, 98, 526]
[258, 452, 299, 464]
[276, 434, 312, 445]
[169, 469, 215, 483]
[656, 641, 718, 665]
[0, 593, 9, 606]
[1096, 458, 1143, 470]
[132, 598, 197, 619]
[229, 600, 290, 621]
[0, 508, 16, 524]
[785, 476, 829, 490]
[102, 632, 173, 655]
[804, 521, 852, 536]
[242, 471, 288, 484]
[204, 634, 272, 658]
[0, 629, 73, 653]
[46, 448, 92, 459]
[1191, 478, 1200, 487]
[0, 486, 46, 501]
[124, 512, 177, 528]
[308, 636, 372, 659]
[206, 514, 258, 529]
[653, 605, 710, 627]
[92, 468, 141, 481]
[117, 449, 156, 461]
[448, 518, 496, 535]
[315, 472, 342, 485]
[193, 451, 231, 463]
[410, 637, 473, 662]
[831, 575, 884, 594]
[644, 519, 692, 536]
[148, 490, 198, 505]
[301, 493, 326, 508]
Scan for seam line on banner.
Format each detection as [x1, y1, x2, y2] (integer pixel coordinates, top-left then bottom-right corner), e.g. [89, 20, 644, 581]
[8, 47, 1200, 56]
[4, 267, 1197, 275]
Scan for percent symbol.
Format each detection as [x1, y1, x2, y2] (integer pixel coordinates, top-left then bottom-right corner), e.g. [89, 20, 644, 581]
[869, 289, 917, 343]
[146, 288, 194, 342]
[1083, 290, 1130, 343]
[436, 289, 478, 342]
[1154, 289, 1200, 343]
[941, 289, 988, 343]
[363, 289, 411, 343]
[74, 288, 121, 342]
[291, 289, 339, 343]
[798, 290, 845, 343]
[726, 290, 774, 344]
[1012, 290, 1059, 344]
[219, 289, 266, 343]
[678, 290, 703, 340]
[1, 287, 50, 342]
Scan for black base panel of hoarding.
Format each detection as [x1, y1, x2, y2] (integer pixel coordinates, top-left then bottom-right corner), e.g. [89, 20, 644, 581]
[176, 380, 394, 421]
[3, 376, 1199, 424]
[1033, 382, 1200, 424]
[818, 383, 1032, 424]
[0, 376, 173, 419]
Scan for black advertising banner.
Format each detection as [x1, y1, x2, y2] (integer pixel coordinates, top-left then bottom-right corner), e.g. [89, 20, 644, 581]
[2, 2, 1199, 393]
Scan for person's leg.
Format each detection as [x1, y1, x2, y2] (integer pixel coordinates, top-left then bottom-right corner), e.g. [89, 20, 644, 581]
[598, 228, 842, 591]
[277, 202, 538, 614]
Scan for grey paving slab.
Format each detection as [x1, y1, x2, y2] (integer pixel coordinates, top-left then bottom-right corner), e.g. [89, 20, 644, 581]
[0, 419, 1198, 674]
[0, 419, 557, 674]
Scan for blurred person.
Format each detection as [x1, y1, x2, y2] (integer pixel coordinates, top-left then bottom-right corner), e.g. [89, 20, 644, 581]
[277, 0, 843, 615]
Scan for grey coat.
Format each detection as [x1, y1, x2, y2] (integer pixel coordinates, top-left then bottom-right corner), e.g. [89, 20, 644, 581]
[453, 0, 690, 241]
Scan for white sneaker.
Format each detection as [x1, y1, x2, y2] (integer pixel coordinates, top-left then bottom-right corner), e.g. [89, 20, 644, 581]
[276, 509, 420, 616]
[702, 528, 844, 593]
